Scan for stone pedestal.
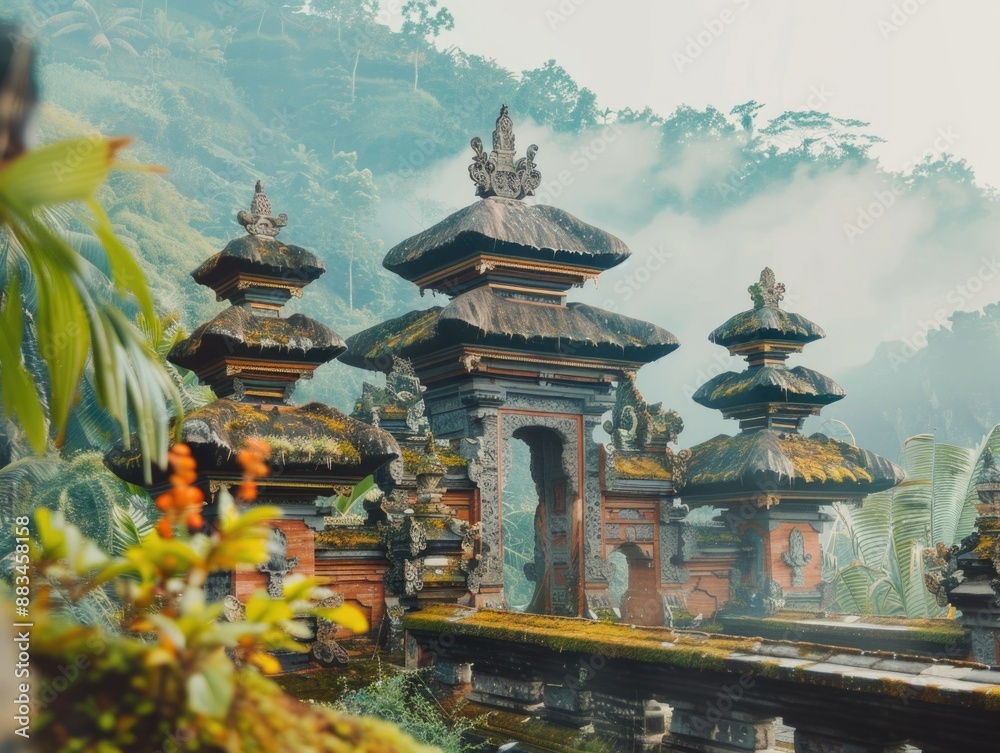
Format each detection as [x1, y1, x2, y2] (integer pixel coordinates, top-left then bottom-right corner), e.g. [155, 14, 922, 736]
[542, 683, 593, 730]
[592, 692, 666, 751]
[668, 706, 779, 753]
[432, 660, 472, 685]
[469, 672, 544, 713]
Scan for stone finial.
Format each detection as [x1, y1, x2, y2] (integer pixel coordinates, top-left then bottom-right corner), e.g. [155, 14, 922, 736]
[237, 180, 288, 237]
[469, 105, 541, 200]
[748, 267, 786, 309]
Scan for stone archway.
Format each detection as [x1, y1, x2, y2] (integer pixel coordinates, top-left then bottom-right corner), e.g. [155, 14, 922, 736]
[612, 542, 661, 627]
[508, 426, 574, 615]
[498, 412, 584, 616]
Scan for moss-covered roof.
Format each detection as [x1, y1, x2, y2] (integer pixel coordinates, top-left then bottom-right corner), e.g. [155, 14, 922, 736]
[612, 452, 673, 480]
[192, 234, 325, 288]
[341, 287, 678, 370]
[315, 527, 383, 550]
[383, 197, 631, 282]
[709, 306, 825, 348]
[106, 400, 399, 484]
[169, 306, 346, 370]
[692, 365, 845, 410]
[684, 430, 903, 495]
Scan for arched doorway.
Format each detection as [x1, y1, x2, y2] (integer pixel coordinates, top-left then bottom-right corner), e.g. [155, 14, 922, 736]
[500, 424, 581, 616]
[612, 543, 661, 626]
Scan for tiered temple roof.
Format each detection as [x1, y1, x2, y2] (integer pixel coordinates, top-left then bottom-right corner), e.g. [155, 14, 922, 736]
[343, 106, 678, 382]
[685, 268, 902, 499]
[109, 182, 397, 489]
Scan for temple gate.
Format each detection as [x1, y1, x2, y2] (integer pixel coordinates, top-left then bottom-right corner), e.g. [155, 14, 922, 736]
[343, 106, 681, 616]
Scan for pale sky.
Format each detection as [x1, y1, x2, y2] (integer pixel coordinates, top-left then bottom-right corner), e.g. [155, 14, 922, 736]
[415, 0, 1000, 187]
[373, 0, 1000, 444]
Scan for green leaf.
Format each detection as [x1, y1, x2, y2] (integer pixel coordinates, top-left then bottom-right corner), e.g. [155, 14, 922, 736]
[0, 278, 48, 452]
[186, 649, 234, 719]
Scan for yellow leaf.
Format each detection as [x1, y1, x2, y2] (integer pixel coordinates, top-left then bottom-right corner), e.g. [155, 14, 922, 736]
[0, 137, 132, 209]
[315, 603, 368, 635]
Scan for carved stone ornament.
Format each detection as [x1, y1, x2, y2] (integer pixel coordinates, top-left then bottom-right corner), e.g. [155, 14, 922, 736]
[403, 559, 424, 596]
[781, 528, 813, 587]
[415, 432, 447, 494]
[258, 527, 298, 599]
[748, 267, 786, 309]
[237, 180, 288, 237]
[310, 593, 350, 667]
[667, 448, 692, 492]
[355, 356, 428, 434]
[222, 595, 246, 623]
[604, 372, 684, 451]
[468, 105, 542, 200]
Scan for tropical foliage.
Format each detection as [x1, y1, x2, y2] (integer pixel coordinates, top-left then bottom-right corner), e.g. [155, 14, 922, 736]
[0, 135, 181, 476]
[336, 670, 481, 753]
[23, 494, 433, 752]
[826, 426, 1000, 617]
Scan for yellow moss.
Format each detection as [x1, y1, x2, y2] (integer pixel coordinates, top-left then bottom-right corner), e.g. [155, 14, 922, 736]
[401, 445, 467, 474]
[614, 454, 672, 480]
[974, 535, 995, 558]
[404, 605, 760, 671]
[367, 309, 440, 359]
[315, 528, 382, 549]
[690, 432, 876, 487]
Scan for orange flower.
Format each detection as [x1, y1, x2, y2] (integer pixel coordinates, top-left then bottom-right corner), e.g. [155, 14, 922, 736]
[237, 481, 258, 501]
[185, 512, 204, 532]
[243, 437, 271, 457]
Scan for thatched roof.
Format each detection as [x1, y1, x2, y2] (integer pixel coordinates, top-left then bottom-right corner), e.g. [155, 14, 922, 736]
[383, 197, 631, 281]
[192, 234, 325, 288]
[341, 287, 678, 369]
[693, 366, 845, 410]
[710, 307, 825, 348]
[169, 306, 346, 370]
[684, 430, 903, 496]
[612, 451, 673, 481]
[106, 400, 399, 485]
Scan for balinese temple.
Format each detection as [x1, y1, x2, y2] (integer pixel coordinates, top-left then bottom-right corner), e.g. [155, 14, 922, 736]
[108, 182, 400, 661]
[342, 106, 684, 619]
[928, 448, 1000, 666]
[677, 268, 904, 614]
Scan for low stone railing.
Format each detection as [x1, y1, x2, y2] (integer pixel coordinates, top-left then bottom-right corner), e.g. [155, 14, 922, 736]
[404, 605, 1000, 752]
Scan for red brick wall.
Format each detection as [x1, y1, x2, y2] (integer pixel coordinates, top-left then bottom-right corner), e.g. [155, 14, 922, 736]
[234, 518, 315, 602]
[621, 558, 661, 626]
[315, 558, 388, 639]
[758, 522, 822, 592]
[442, 489, 474, 523]
[661, 556, 737, 620]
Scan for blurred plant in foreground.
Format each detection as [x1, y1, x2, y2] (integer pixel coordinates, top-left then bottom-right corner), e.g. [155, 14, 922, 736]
[0, 24, 181, 482]
[22, 440, 438, 752]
